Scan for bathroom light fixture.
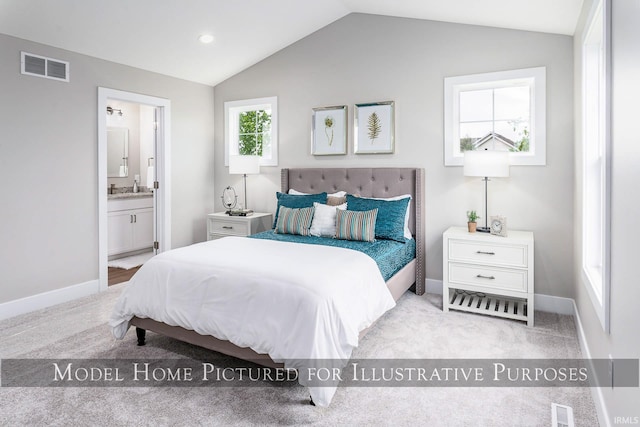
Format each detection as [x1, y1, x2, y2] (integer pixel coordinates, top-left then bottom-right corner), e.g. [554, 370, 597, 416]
[106, 106, 123, 117]
[198, 34, 214, 44]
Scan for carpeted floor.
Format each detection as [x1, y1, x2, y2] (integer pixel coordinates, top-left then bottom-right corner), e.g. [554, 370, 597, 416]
[0, 284, 599, 426]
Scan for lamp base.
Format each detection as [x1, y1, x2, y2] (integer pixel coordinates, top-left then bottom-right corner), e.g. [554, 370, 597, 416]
[476, 227, 490, 233]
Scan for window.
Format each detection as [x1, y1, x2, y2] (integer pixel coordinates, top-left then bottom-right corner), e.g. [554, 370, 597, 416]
[225, 96, 278, 166]
[582, 0, 610, 332]
[444, 67, 546, 166]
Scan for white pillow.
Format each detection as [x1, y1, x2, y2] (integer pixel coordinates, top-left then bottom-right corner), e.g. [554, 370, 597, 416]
[289, 189, 347, 198]
[367, 194, 413, 240]
[309, 202, 347, 237]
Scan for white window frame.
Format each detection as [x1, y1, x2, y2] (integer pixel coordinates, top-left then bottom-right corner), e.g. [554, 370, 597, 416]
[444, 67, 546, 166]
[224, 96, 278, 166]
[581, 0, 611, 332]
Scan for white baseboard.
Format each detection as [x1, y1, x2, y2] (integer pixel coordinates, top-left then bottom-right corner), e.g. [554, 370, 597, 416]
[0, 279, 100, 321]
[534, 294, 575, 315]
[572, 299, 611, 427]
[426, 278, 442, 295]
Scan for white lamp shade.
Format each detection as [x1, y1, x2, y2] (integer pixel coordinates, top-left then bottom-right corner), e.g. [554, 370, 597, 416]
[463, 150, 510, 178]
[229, 155, 260, 175]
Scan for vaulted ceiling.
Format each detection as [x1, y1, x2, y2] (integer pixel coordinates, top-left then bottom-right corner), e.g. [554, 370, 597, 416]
[0, 0, 584, 86]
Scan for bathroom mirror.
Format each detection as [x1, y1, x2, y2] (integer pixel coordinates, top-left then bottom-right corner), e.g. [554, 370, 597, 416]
[107, 127, 129, 177]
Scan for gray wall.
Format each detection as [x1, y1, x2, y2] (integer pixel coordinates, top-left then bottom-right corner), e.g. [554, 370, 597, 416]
[214, 13, 574, 298]
[0, 34, 215, 304]
[573, 0, 640, 422]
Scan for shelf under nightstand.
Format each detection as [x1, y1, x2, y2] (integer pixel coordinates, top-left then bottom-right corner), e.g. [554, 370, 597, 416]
[447, 289, 529, 323]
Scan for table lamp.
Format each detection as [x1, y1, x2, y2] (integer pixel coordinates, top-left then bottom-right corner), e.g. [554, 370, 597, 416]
[463, 150, 510, 232]
[229, 155, 260, 215]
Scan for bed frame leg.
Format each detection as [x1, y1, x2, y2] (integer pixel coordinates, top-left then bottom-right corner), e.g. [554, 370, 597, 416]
[136, 327, 146, 346]
[309, 396, 315, 406]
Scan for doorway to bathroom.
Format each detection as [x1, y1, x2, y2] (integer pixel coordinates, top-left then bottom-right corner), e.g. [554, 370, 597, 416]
[97, 88, 171, 291]
[105, 100, 155, 285]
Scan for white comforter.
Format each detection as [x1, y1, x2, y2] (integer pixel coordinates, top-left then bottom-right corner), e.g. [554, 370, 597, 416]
[109, 236, 396, 406]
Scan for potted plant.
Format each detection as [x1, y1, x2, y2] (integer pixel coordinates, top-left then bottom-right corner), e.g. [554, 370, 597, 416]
[466, 210, 479, 233]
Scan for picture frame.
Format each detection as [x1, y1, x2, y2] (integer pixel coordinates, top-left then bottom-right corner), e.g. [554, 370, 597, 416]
[354, 101, 395, 154]
[311, 105, 347, 155]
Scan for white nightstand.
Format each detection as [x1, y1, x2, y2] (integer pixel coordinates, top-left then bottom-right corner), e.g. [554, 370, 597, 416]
[207, 212, 273, 241]
[442, 226, 535, 326]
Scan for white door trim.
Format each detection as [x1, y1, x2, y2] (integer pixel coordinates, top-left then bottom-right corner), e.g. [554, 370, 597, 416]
[98, 87, 171, 291]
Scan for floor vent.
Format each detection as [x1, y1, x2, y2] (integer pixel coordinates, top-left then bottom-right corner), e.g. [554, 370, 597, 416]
[551, 403, 575, 427]
[21, 51, 69, 82]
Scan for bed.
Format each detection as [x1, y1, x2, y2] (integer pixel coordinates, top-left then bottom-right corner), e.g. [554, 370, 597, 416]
[110, 167, 425, 406]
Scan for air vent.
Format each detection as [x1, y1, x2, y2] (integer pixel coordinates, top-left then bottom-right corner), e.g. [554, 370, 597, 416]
[21, 52, 69, 82]
[551, 403, 575, 427]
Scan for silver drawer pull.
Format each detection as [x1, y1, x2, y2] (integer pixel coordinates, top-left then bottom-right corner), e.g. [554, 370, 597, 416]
[476, 274, 496, 280]
[476, 251, 495, 255]
[222, 226, 234, 230]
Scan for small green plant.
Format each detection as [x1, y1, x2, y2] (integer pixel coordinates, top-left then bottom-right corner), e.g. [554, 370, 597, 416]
[466, 210, 479, 223]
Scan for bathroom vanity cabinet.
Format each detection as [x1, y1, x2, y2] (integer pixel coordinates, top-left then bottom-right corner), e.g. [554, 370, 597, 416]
[107, 196, 154, 256]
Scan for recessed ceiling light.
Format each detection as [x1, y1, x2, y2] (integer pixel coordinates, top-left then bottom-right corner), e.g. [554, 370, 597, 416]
[198, 34, 214, 44]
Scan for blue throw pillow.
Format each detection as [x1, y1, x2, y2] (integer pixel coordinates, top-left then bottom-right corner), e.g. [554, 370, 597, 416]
[346, 194, 410, 242]
[274, 192, 327, 228]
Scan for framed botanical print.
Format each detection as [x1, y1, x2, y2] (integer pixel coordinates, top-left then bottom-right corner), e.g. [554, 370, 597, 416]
[311, 105, 347, 155]
[354, 101, 395, 154]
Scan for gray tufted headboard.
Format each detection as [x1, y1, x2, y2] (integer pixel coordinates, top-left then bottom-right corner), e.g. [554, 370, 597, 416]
[281, 168, 425, 295]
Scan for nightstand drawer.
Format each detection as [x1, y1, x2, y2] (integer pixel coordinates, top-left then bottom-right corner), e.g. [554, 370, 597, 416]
[448, 262, 528, 292]
[206, 212, 273, 241]
[209, 219, 249, 236]
[448, 239, 528, 268]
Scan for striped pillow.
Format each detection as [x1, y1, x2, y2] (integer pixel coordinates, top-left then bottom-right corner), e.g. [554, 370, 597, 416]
[335, 209, 378, 242]
[274, 206, 315, 236]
